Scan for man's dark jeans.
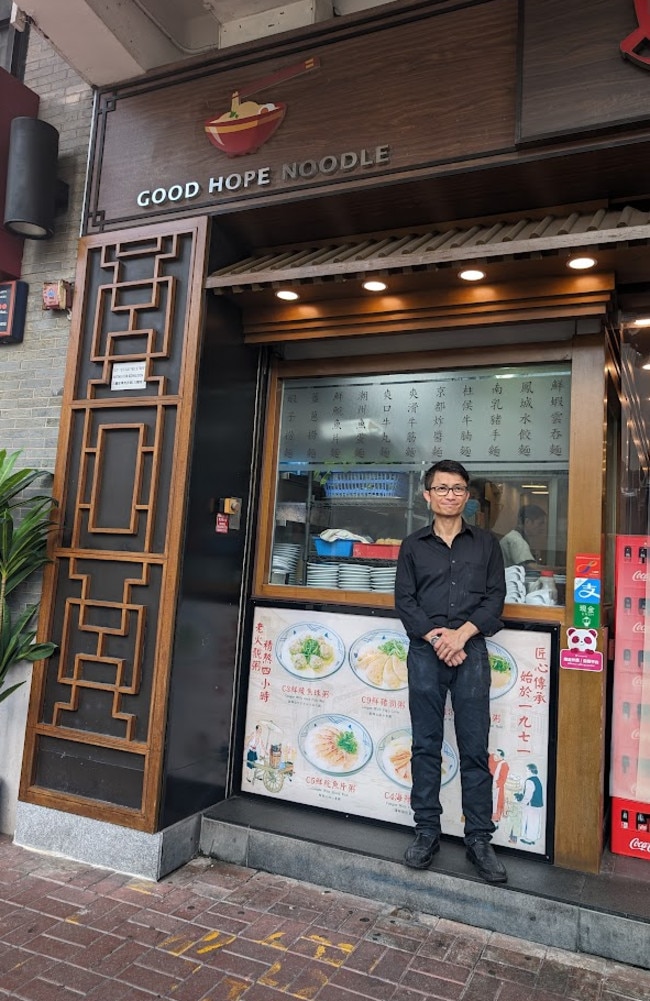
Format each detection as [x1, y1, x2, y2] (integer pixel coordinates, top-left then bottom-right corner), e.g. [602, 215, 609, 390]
[407, 635, 495, 843]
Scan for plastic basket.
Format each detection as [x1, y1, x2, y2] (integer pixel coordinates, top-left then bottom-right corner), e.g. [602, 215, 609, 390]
[313, 538, 354, 557]
[352, 543, 401, 560]
[322, 471, 409, 499]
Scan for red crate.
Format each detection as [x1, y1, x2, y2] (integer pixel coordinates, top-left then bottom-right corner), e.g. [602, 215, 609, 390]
[352, 543, 401, 560]
[611, 796, 650, 859]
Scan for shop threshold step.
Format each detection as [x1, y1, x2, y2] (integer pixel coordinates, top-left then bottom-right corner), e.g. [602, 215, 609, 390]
[199, 798, 650, 971]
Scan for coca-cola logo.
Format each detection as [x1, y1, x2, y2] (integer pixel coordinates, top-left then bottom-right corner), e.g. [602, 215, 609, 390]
[632, 571, 649, 581]
[633, 622, 647, 633]
[630, 837, 650, 852]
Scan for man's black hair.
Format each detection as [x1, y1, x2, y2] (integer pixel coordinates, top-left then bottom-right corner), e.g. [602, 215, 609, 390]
[424, 459, 470, 490]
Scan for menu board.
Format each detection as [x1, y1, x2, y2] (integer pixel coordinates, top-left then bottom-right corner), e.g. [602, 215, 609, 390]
[279, 364, 570, 471]
[242, 607, 553, 855]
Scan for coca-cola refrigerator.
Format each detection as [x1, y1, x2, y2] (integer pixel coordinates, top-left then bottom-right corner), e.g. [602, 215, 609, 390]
[611, 536, 650, 860]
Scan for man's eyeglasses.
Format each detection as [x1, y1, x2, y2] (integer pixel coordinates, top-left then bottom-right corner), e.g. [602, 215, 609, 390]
[427, 484, 469, 496]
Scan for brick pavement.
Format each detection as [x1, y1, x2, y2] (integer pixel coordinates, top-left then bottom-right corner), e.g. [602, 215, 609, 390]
[0, 835, 648, 1001]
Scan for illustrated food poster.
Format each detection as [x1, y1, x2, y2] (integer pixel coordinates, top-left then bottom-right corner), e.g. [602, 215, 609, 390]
[243, 607, 552, 854]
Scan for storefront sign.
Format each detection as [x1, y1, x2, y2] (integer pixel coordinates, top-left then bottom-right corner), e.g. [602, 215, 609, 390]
[135, 145, 391, 209]
[521, 1, 650, 143]
[204, 57, 320, 158]
[620, 0, 650, 68]
[242, 607, 552, 855]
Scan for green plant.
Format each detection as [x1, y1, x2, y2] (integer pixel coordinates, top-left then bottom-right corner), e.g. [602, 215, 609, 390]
[0, 450, 57, 704]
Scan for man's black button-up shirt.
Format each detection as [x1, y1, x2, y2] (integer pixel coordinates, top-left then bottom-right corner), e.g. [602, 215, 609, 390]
[394, 520, 506, 640]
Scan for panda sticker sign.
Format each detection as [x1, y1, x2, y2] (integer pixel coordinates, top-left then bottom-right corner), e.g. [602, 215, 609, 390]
[560, 627, 603, 671]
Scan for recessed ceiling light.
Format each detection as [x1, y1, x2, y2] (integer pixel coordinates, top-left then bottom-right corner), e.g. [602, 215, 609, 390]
[275, 289, 299, 301]
[459, 268, 486, 282]
[363, 280, 387, 292]
[567, 255, 596, 270]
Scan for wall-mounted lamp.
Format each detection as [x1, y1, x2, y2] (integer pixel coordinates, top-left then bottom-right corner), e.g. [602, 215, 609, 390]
[3, 117, 68, 240]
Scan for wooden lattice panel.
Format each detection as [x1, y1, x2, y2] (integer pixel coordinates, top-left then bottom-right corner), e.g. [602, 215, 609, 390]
[51, 558, 149, 741]
[20, 219, 208, 830]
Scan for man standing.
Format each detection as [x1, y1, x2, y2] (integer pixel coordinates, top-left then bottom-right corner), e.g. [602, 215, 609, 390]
[394, 459, 507, 884]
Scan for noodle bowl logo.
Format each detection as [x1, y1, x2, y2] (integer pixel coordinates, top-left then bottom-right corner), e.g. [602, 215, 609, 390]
[630, 837, 650, 852]
[204, 57, 320, 158]
[621, 1, 650, 68]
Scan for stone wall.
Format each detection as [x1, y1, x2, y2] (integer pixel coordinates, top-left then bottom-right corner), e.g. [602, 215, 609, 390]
[0, 29, 91, 833]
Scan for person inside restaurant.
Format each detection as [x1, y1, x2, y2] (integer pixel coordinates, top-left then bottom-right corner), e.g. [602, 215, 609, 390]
[499, 504, 547, 568]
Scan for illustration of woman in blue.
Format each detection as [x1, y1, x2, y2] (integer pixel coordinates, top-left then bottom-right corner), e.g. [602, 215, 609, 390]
[515, 762, 544, 844]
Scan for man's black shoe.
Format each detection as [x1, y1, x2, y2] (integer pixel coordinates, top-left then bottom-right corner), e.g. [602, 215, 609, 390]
[465, 839, 508, 884]
[404, 832, 440, 869]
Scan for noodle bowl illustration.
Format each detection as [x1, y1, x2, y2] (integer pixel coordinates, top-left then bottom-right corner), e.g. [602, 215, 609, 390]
[204, 100, 286, 157]
[204, 57, 319, 158]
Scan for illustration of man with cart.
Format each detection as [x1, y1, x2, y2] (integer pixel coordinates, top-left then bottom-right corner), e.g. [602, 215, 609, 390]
[244, 719, 294, 793]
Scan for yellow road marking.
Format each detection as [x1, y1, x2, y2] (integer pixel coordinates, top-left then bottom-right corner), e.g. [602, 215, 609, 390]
[259, 930, 288, 949]
[304, 933, 354, 965]
[223, 977, 250, 1000]
[195, 929, 237, 954]
[160, 934, 196, 956]
[293, 967, 329, 999]
[125, 881, 155, 895]
[259, 959, 283, 987]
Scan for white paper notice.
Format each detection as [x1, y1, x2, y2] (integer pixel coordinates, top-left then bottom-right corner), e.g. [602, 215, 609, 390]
[110, 361, 147, 391]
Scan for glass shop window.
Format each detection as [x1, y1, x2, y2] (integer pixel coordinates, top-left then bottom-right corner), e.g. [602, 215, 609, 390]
[266, 362, 570, 606]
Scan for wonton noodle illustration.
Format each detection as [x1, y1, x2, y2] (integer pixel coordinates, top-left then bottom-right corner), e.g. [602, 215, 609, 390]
[204, 57, 320, 157]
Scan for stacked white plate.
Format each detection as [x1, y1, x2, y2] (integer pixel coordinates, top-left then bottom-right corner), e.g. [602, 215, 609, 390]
[370, 566, 397, 592]
[306, 561, 339, 588]
[338, 563, 372, 591]
[273, 543, 302, 584]
[505, 565, 526, 603]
